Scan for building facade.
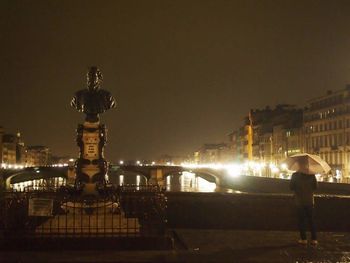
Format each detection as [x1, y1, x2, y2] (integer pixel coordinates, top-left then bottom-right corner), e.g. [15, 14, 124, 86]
[0, 129, 26, 167]
[244, 105, 303, 164]
[194, 143, 231, 164]
[24, 145, 51, 167]
[230, 105, 303, 171]
[228, 131, 240, 161]
[234, 116, 253, 161]
[0, 126, 3, 165]
[304, 87, 350, 180]
[2, 134, 17, 165]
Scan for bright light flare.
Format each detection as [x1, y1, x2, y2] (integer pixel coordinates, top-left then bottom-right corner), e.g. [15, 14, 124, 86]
[225, 164, 241, 177]
[280, 163, 288, 170]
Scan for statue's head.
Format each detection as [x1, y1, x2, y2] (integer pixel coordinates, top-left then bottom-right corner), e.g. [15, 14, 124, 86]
[87, 66, 103, 91]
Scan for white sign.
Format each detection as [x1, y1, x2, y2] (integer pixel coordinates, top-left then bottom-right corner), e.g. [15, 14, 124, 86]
[28, 198, 53, 217]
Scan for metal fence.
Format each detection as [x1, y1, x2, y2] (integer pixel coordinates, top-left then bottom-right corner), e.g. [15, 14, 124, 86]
[0, 185, 167, 240]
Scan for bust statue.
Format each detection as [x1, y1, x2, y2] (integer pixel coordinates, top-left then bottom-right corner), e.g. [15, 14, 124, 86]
[71, 66, 116, 122]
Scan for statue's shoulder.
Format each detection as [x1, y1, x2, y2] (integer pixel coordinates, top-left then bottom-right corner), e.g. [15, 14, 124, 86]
[74, 89, 89, 97]
[97, 89, 116, 108]
[97, 89, 112, 96]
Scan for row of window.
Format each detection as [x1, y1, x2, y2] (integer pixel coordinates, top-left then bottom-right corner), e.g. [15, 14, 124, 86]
[305, 105, 350, 121]
[308, 133, 350, 148]
[306, 119, 350, 133]
[310, 94, 344, 110]
[318, 151, 350, 166]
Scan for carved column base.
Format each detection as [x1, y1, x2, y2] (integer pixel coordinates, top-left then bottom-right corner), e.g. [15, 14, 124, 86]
[75, 121, 108, 196]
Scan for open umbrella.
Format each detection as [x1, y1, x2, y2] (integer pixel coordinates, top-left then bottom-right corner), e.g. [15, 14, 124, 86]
[285, 153, 331, 175]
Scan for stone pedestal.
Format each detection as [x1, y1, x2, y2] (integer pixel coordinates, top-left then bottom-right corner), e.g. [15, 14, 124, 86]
[36, 203, 140, 235]
[75, 121, 108, 195]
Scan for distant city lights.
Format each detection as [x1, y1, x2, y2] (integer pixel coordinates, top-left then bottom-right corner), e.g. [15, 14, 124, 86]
[179, 161, 324, 179]
[1, 163, 25, 170]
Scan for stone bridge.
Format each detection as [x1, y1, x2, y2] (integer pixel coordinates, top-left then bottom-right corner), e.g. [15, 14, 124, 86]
[114, 165, 224, 186]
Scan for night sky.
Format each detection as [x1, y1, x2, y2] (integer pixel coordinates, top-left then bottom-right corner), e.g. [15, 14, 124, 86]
[1, 0, 350, 161]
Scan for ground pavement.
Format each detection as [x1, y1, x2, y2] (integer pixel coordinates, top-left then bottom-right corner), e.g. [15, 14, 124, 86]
[1, 230, 350, 262]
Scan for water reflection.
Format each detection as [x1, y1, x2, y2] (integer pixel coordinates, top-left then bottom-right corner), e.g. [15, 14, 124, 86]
[109, 170, 219, 192]
[166, 171, 216, 192]
[109, 172, 148, 186]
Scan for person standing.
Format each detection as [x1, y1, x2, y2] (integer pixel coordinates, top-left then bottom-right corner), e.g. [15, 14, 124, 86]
[290, 171, 318, 245]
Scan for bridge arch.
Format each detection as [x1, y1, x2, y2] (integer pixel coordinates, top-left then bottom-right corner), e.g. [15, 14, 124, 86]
[5, 167, 68, 190]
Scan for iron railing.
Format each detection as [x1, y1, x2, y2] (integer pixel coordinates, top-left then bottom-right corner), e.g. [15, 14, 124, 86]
[0, 185, 167, 239]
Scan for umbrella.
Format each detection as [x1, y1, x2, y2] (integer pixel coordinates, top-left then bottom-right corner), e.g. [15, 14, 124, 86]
[285, 153, 331, 175]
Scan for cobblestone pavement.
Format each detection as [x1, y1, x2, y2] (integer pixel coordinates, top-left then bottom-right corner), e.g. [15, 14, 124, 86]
[1, 230, 350, 262]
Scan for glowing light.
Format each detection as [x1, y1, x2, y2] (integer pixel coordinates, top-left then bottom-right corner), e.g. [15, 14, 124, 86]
[280, 163, 288, 170]
[69, 158, 74, 162]
[336, 170, 342, 181]
[225, 164, 241, 177]
[315, 173, 322, 181]
[166, 175, 171, 191]
[180, 161, 297, 179]
[196, 176, 216, 192]
[180, 171, 196, 192]
[136, 160, 141, 165]
[151, 161, 155, 165]
[119, 160, 124, 165]
[271, 167, 279, 174]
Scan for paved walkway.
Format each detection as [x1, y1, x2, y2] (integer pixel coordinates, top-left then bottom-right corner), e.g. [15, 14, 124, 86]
[1, 230, 350, 262]
[175, 230, 350, 262]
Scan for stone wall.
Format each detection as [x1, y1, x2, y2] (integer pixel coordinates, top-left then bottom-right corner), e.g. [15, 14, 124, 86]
[166, 192, 350, 231]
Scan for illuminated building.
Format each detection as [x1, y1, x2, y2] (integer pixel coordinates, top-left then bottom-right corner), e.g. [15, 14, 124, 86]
[195, 143, 231, 164]
[0, 129, 26, 167]
[15, 132, 25, 164]
[303, 87, 350, 181]
[193, 151, 200, 164]
[228, 131, 240, 161]
[235, 116, 253, 161]
[232, 105, 303, 168]
[2, 134, 17, 165]
[156, 154, 187, 165]
[0, 126, 3, 165]
[24, 145, 51, 167]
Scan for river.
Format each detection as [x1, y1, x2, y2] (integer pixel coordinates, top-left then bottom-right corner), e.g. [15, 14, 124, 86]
[109, 171, 240, 193]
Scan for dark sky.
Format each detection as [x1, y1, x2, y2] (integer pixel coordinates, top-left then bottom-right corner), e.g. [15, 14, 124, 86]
[1, 0, 350, 161]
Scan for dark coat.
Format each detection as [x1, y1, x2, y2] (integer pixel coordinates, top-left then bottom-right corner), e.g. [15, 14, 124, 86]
[290, 172, 318, 206]
[71, 88, 116, 115]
